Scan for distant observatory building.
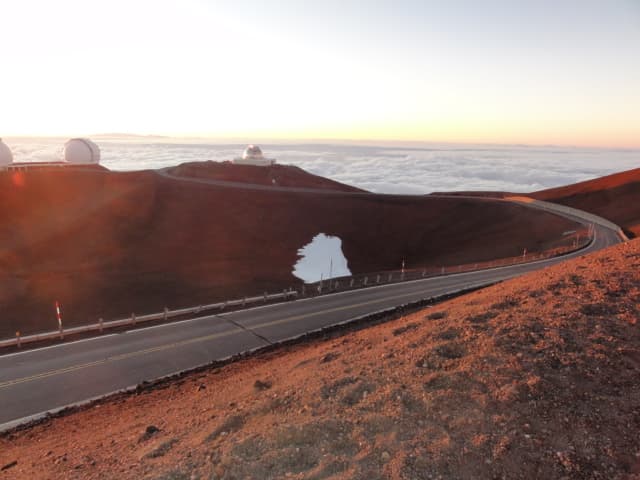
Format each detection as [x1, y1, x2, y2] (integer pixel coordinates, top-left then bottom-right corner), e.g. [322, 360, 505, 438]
[63, 138, 101, 165]
[0, 139, 14, 169]
[1, 137, 101, 171]
[233, 145, 276, 166]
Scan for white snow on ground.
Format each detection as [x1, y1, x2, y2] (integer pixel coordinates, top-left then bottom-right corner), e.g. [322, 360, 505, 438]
[293, 233, 351, 283]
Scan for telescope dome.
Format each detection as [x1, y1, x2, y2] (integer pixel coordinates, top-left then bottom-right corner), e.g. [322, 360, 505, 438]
[63, 138, 101, 164]
[0, 139, 13, 167]
[242, 145, 264, 161]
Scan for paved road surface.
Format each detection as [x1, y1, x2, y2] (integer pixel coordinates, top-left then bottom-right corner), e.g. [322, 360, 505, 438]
[0, 209, 622, 430]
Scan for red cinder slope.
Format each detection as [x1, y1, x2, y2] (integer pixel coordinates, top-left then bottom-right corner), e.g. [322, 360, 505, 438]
[0, 163, 578, 337]
[532, 167, 640, 237]
[168, 161, 365, 192]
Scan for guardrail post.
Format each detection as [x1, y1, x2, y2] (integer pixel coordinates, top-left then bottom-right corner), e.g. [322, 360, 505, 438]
[242, 296, 247, 307]
[264, 292, 268, 302]
[349, 278, 354, 287]
[364, 276, 368, 285]
[99, 318, 103, 333]
[131, 313, 136, 326]
[301, 284, 305, 296]
[283, 288, 287, 298]
[16, 331, 21, 348]
[422, 269, 426, 277]
[335, 281, 339, 289]
[376, 274, 380, 283]
[388, 273, 392, 282]
[163, 307, 169, 320]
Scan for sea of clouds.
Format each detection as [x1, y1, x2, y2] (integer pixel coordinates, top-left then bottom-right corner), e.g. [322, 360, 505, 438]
[5, 137, 639, 194]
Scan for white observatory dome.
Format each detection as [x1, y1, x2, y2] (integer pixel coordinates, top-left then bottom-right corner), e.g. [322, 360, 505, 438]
[242, 145, 264, 161]
[0, 139, 13, 167]
[234, 144, 276, 166]
[63, 138, 101, 165]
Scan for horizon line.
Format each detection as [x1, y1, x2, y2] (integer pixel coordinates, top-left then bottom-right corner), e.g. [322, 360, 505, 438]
[2, 134, 639, 151]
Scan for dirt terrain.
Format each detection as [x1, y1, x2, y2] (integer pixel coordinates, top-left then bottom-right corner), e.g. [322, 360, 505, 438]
[1, 237, 638, 479]
[532, 167, 640, 237]
[0, 163, 578, 338]
[167, 161, 365, 192]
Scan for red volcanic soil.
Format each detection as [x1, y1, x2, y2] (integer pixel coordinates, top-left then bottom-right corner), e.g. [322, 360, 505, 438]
[531, 167, 640, 237]
[2, 238, 639, 479]
[168, 161, 365, 192]
[0, 163, 579, 337]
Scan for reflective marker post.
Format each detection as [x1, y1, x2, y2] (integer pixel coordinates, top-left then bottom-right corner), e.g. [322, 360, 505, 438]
[55, 301, 63, 339]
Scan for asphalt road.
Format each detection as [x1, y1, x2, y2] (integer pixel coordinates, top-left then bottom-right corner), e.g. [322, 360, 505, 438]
[0, 212, 622, 430]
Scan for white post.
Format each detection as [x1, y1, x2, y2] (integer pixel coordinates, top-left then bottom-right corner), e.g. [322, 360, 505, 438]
[522, 248, 527, 260]
[350, 278, 354, 287]
[55, 301, 63, 339]
[401, 258, 405, 280]
[131, 313, 136, 325]
[163, 307, 169, 320]
[364, 276, 368, 285]
[329, 258, 333, 282]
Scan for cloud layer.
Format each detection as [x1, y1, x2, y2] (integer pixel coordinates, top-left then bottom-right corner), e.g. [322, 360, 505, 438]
[5, 138, 639, 194]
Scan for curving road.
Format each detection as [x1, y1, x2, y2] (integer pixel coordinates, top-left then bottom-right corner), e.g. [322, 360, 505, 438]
[0, 178, 625, 431]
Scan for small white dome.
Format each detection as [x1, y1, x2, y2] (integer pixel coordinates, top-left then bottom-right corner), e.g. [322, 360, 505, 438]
[0, 139, 13, 166]
[242, 145, 264, 161]
[63, 138, 101, 165]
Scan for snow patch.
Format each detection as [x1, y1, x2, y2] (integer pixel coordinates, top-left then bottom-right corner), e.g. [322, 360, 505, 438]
[293, 233, 351, 283]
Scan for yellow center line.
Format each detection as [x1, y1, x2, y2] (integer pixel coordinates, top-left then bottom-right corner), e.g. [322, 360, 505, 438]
[0, 286, 443, 390]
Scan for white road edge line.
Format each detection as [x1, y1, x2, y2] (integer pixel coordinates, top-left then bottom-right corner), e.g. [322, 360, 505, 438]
[0, 334, 120, 360]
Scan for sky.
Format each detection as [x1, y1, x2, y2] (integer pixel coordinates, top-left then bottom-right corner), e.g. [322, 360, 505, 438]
[1, 0, 639, 147]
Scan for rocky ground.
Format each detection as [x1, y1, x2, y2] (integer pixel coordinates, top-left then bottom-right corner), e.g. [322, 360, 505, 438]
[1, 239, 639, 479]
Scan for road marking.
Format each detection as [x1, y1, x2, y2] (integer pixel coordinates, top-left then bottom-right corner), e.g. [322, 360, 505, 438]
[0, 334, 120, 359]
[0, 328, 243, 389]
[0, 284, 474, 390]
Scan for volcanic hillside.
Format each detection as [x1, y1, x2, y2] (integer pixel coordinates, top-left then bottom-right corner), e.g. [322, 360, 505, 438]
[168, 161, 365, 192]
[0, 162, 579, 337]
[532, 167, 640, 237]
[2, 236, 639, 479]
